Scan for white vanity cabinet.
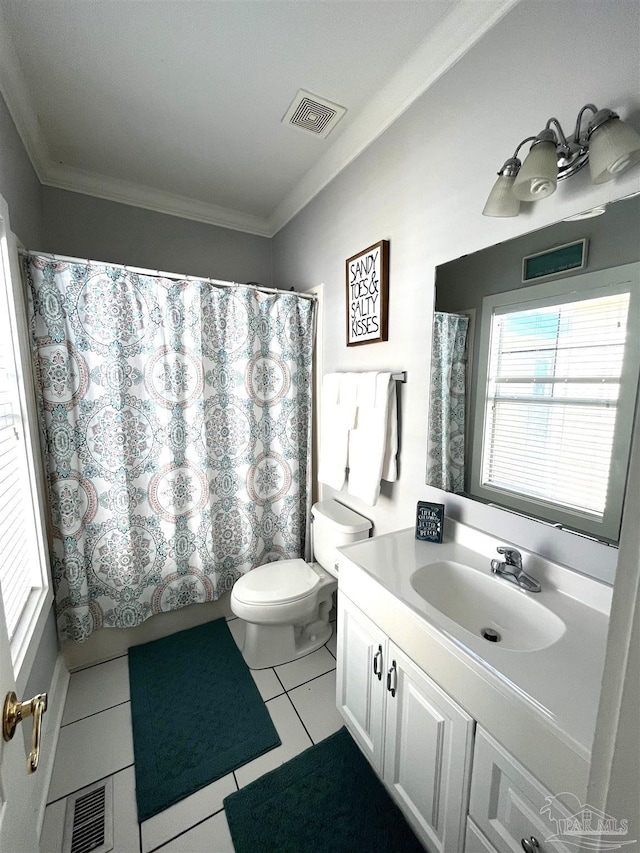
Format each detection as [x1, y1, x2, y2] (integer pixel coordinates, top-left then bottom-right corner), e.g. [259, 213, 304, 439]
[336, 593, 474, 853]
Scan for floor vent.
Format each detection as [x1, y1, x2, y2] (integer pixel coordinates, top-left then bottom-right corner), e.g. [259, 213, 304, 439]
[62, 778, 114, 853]
[282, 89, 346, 138]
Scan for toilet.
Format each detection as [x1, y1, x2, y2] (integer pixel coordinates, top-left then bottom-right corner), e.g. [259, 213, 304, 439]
[230, 500, 371, 668]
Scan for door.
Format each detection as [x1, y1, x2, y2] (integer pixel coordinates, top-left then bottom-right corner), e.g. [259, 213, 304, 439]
[0, 598, 41, 853]
[384, 643, 474, 853]
[0, 193, 50, 852]
[336, 595, 386, 769]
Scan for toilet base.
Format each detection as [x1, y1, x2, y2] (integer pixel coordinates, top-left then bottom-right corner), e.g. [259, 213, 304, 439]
[240, 617, 333, 669]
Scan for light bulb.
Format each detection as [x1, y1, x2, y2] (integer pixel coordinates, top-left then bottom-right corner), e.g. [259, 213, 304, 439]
[512, 140, 558, 201]
[588, 116, 640, 184]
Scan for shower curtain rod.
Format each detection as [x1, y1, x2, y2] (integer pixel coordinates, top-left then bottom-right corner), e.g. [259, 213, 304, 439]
[18, 249, 317, 301]
[434, 310, 468, 319]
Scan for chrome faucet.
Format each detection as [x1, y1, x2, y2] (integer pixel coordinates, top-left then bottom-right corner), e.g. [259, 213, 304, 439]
[491, 547, 541, 593]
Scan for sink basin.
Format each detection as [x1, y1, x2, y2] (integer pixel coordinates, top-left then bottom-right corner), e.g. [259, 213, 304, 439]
[410, 560, 565, 651]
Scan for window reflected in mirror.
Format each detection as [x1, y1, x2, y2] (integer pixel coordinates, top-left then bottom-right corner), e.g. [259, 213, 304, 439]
[430, 193, 640, 545]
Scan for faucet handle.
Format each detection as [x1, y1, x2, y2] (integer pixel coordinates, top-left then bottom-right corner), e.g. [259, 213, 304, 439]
[496, 546, 522, 568]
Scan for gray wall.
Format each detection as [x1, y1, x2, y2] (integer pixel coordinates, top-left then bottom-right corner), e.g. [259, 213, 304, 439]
[272, 0, 640, 581]
[41, 188, 273, 285]
[0, 89, 42, 246]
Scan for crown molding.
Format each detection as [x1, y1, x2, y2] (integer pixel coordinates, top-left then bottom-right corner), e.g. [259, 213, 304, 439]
[40, 162, 273, 237]
[0, 0, 519, 240]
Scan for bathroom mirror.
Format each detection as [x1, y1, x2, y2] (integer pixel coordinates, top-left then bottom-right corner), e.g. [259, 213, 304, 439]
[431, 193, 640, 545]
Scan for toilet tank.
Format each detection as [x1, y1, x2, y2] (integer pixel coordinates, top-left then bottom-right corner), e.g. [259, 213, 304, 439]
[311, 500, 371, 576]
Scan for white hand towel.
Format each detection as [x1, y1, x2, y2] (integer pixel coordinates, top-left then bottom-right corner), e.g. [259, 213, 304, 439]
[347, 372, 397, 505]
[355, 371, 377, 408]
[381, 378, 398, 482]
[338, 372, 359, 430]
[318, 373, 351, 490]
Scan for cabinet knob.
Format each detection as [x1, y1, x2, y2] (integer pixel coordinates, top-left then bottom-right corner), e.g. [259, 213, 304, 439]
[373, 645, 383, 681]
[521, 837, 539, 853]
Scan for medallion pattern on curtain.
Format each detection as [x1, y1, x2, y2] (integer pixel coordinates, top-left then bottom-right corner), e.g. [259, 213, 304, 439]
[426, 312, 469, 493]
[23, 256, 315, 642]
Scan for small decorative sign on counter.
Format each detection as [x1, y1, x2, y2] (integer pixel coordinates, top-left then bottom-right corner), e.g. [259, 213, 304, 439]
[415, 501, 445, 543]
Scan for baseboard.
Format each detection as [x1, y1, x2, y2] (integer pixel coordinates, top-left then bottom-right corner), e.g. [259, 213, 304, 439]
[36, 652, 70, 838]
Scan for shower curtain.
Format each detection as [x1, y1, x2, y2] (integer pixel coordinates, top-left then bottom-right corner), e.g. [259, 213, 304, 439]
[23, 255, 315, 642]
[426, 312, 469, 493]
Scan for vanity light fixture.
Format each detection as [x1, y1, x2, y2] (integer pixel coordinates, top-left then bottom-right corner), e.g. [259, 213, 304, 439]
[482, 104, 640, 217]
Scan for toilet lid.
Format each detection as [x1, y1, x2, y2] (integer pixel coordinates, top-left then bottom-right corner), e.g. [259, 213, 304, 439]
[233, 559, 320, 605]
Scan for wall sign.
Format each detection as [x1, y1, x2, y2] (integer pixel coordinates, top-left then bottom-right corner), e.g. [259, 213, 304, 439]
[522, 239, 588, 282]
[346, 240, 389, 346]
[415, 501, 445, 543]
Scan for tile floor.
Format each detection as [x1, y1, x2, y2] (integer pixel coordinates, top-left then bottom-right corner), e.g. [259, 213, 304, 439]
[40, 609, 343, 853]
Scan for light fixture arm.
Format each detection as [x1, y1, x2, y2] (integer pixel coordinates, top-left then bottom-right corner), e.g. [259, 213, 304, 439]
[543, 107, 595, 181]
[544, 118, 570, 152]
[573, 103, 599, 143]
[495, 136, 538, 178]
[542, 104, 608, 181]
[512, 136, 538, 161]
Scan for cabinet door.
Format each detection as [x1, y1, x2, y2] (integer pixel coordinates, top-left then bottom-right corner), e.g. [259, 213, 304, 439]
[336, 594, 386, 769]
[469, 728, 572, 853]
[384, 643, 474, 853]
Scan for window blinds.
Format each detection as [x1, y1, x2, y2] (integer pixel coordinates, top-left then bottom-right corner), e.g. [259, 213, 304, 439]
[483, 292, 631, 520]
[0, 302, 35, 639]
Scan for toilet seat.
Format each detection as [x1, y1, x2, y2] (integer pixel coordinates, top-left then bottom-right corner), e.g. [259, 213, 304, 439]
[232, 559, 320, 606]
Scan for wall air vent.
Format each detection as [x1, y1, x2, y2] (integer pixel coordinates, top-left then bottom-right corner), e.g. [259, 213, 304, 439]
[282, 89, 346, 138]
[62, 778, 114, 853]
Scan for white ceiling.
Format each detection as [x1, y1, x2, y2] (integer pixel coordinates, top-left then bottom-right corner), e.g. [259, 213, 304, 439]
[0, 0, 517, 236]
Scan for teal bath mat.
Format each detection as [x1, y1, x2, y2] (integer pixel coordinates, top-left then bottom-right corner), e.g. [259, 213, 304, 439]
[128, 618, 281, 821]
[223, 727, 425, 853]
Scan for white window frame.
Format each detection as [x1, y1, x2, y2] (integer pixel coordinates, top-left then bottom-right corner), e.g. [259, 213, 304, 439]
[470, 262, 640, 543]
[0, 194, 52, 694]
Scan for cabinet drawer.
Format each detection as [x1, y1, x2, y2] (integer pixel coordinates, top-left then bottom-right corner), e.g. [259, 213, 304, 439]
[469, 728, 572, 853]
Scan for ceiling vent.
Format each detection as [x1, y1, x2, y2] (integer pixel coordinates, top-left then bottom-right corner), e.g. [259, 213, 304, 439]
[282, 90, 346, 139]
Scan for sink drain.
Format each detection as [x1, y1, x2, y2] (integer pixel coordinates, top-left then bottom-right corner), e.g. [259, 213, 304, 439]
[481, 627, 501, 643]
